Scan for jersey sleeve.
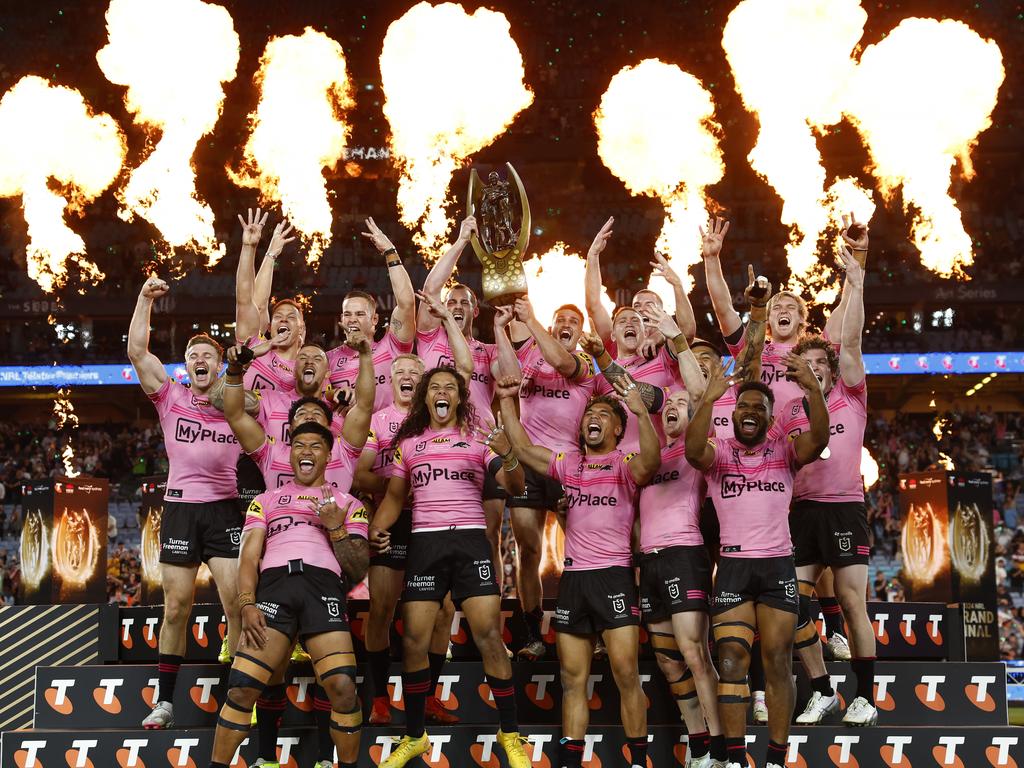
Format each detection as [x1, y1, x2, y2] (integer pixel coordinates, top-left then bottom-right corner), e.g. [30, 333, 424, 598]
[572, 351, 597, 382]
[341, 493, 369, 539]
[243, 492, 270, 533]
[515, 338, 537, 367]
[247, 438, 275, 479]
[384, 327, 414, 355]
[620, 452, 639, 494]
[415, 326, 443, 359]
[363, 426, 381, 457]
[548, 448, 578, 485]
[782, 434, 802, 471]
[706, 437, 724, 473]
[724, 324, 745, 359]
[146, 377, 176, 418]
[391, 441, 409, 480]
[839, 376, 868, 413]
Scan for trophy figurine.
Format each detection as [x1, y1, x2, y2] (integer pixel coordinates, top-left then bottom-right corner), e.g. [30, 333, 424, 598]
[467, 162, 531, 306]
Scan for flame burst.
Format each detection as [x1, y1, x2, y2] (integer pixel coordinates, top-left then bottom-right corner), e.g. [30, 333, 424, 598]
[522, 243, 614, 328]
[380, 2, 533, 259]
[861, 446, 879, 490]
[230, 28, 354, 266]
[723, 0, 874, 300]
[594, 59, 723, 298]
[0, 76, 125, 293]
[845, 18, 1004, 278]
[97, 0, 239, 266]
[53, 388, 80, 478]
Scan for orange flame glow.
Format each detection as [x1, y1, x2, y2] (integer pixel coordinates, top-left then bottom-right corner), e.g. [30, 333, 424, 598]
[723, 0, 874, 301]
[0, 76, 125, 293]
[380, 2, 533, 260]
[522, 243, 614, 328]
[230, 28, 354, 266]
[861, 446, 878, 490]
[53, 388, 81, 478]
[844, 17, 1004, 278]
[97, 0, 239, 267]
[594, 59, 723, 298]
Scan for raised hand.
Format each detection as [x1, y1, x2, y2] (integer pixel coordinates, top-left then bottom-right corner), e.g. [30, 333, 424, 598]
[841, 211, 869, 251]
[493, 305, 514, 329]
[742, 264, 771, 309]
[344, 328, 372, 353]
[611, 377, 645, 416]
[494, 374, 522, 400]
[226, 343, 255, 367]
[266, 219, 296, 259]
[785, 353, 820, 393]
[649, 251, 682, 287]
[473, 422, 512, 457]
[704, 360, 739, 403]
[579, 330, 606, 358]
[458, 216, 478, 243]
[140, 276, 169, 300]
[645, 304, 681, 340]
[237, 207, 269, 247]
[361, 217, 396, 254]
[588, 216, 614, 259]
[699, 217, 731, 260]
[416, 290, 451, 321]
[836, 244, 865, 287]
[513, 296, 536, 325]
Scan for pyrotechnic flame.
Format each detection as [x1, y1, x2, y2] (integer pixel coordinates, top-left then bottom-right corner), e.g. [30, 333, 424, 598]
[380, 2, 533, 259]
[97, 0, 239, 266]
[932, 416, 949, 441]
[844, 18, 1004, 278]
[230, 28, 354, 266]
[522, 243, 614, 328]
[53, 388, 80, 478]
[938, 453, 955, 472]
[594, 58, 723, 298]
[0, 76, 125, 293]
[860, 446, 879, 490]
[723, 0, 873, 300]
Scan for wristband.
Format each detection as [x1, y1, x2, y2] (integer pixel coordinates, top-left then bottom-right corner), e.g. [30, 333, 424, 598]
[387, 259, 402, 268]
[238, 591, 256, 608]
[323, 521, 345, 532]
[225, 366, 244, 378]
[329, 527, 350, 543]
[502, 457, 520, 472]
[381, 247, 397, 257]
[224, 381, 242, 388]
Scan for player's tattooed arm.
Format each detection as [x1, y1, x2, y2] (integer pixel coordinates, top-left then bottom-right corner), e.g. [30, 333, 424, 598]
[734, 265, 769, 384]
[318, 495, 370, 583]
[580, 331, 664, 413]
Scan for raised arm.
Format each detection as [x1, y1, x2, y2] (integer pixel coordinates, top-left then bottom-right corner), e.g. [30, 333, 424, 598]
[734, 265, 769, 384]
[418, 290, 474, 384]
[515, 297, 580, 379]
[579, 330, 664, 413]
[496, 375, 553, 476]
[650, 251, 697, 341]
[837, 244, 866, 386]
[252, 219, 297, 335]
[491, 305, 522, 380]
[786, 354, 830, 466]
[685, 362, 736, 471]
[646, 305, 706, 398]
[235, 208, 268, 342]
[362, 217, 415, 344]
[585, 217, 615, 348]
[417, 216, 476, 332]
[223, 345, 269, 454]
[340, 331, 376, 450]
[824, 212, 869, 341]
[616, 382, 661, 484]
[472, 422, 526, 497]
[128, 277, 170, 395]
[700, 218, 741, 337]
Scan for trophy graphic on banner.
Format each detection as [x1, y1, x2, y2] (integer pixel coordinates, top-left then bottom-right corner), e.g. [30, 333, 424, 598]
[466, 162, 531, 306]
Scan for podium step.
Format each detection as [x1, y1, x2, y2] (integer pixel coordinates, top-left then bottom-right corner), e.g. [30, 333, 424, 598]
[32, 660, 1007, 729]
[3, 724, 1021, 767]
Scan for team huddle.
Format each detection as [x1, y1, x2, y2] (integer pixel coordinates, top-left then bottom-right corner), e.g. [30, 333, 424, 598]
[127, 209, 874, 768]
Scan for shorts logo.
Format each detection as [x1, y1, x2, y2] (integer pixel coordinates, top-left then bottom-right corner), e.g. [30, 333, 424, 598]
[784, 582, 797, 599]
[478, 563, 492, 582]
[611, 597, 626, 614]
[839, 537, 851, 552]
[667, 583, 680, 600]
[325, 598, 340, 618]
[229, 530, 241, 546]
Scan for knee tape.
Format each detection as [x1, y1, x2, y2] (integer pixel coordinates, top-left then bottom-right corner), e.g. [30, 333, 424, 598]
[717, 677, 751, 705]
[712, 620, 755, 654]
[330, 706, 363, 734]
[669, 668, 697, 701]
[227, 652, 274, 691]
[649, 631, 684, 662]
[314, 650, 358, 683]
[218, 694, 256, 732]
[794, 580, 820, 649]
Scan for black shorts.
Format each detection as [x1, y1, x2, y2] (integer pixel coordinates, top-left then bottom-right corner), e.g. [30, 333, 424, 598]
[255, 563, 351, 640]
[554, 567, 640, 635]
[369, 508, 412, 570]
[483, 468, 507, 502]
[711, 555, 798, 616]
[159, 498, 243, 564]
[699, 499, 720, 566]
[639, 545, 712, 622]
[790, 500, 870, 567]
[509, 465, 563, 510]
[402, 528, 500, 605]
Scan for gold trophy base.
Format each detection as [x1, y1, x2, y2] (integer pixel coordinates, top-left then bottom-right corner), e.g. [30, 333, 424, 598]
[479, 246, 528, 306]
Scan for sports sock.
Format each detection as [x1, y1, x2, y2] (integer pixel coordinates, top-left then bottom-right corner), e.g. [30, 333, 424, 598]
[157, 654, 183, 702]
[402, 667, 432, 738]
[726, 736, 746, 766]
[852, 656, 877, 701]
[487, 673, 518, 732]
[710, 734, 726, 761]
[688, 730, 709, 759]
[428, 651, 446, 693]
[626, 736, 648, 767]
[820, 596, 844, 638]
[558, 738, 584, 768]
[811, 674, 835, 697]
[367, 648, 391, 700]
[255, 683, 286, 760]
[767, 739, 787, 766]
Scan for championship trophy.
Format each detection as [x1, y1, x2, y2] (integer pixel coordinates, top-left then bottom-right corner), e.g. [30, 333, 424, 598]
[466, 162, 531, 306]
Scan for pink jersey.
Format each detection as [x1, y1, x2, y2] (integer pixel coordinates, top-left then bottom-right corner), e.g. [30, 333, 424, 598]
[392, 427, 498, 531]
[244, 480, 368, 576]
[148, 378, 239, 502]
[240, 337, 296, 394]
[416, 326, 496, 418]
[549, 448, 638, 571]
[327, 330, 413, 411]
[638, 441, 705, 552]
[517, 340, 598, 453]
[248, 435, 362, 494]
[704, 435, 801, 558]
[363, 404, 408, 482]
[727, 330, 836, 411]
[777, 377, 867, 503]
[595, 346, 680, 451]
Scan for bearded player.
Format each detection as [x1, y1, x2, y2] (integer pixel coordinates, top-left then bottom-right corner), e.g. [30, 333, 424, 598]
[787, 231, 877, 727]
[685, 356, 829, 768]
[129, 277, 242, 730]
